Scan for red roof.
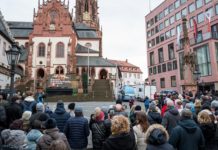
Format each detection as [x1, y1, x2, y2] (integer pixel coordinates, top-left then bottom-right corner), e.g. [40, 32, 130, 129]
[108, 59, 143, 73]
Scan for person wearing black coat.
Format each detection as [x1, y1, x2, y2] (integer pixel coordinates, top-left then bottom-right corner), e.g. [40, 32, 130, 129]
[169, 109, 205, 150]
[5, 96, 23, 127]
[89, 109, 107, 150]
[51, 101, 70, 132]
[102, 115, 137, 150]
[197, 110, 218, 150]
[147, 102, 162, 125]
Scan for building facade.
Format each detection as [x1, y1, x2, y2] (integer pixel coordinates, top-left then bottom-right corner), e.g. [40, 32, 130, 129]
[6, 0, 117, 90]
[146, 0, 218, 93]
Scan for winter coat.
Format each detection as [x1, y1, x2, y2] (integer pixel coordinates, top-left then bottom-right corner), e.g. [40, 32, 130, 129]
[199, 123, 218, 150]
[162, 108, 180, 135]
[161, 104, 167, 117]
[36, 128, 70, 150]
[29, 112, 49, 127]
[64, 116, 90, 149]
[169, 119, 205, 150]
[22, 96, 37, 112]
[1, 129, 27, 149]
[102, 132, 137, 150]
[147, 111, 162, 125]
[26, 129, 43, 150]
[133, 125, 147, 150]
[90, 120, 107, 150]
[5, 103, 23, 126]
[0, 105, 7, 128]
[145, 124, 174, 150]
[50, 105, 70, 132]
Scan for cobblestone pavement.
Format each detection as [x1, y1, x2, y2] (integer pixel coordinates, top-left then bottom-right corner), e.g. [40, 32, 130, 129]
[48, 101, 145, 149]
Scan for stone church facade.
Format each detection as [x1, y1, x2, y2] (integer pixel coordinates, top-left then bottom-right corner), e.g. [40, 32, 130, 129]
[7, 0, 117, 92]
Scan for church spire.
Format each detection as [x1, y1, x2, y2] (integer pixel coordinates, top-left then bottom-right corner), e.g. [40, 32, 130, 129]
[75, 0, 99, 30]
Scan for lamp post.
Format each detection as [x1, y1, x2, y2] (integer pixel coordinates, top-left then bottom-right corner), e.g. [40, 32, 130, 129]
[5, 43, 21, 99]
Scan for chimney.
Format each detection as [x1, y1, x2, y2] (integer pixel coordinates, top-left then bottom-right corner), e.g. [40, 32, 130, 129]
[125, 59, 128, 62]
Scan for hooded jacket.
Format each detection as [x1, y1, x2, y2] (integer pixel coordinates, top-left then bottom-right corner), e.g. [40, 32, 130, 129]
[26, 129, 43, 150]
[162, 108, 180, 135]
[36, 128, 70, 150]
[22, 96, 37, 112]
[102, 132, 137, 150]
[169, 119, 205, 150]
[1, 129, 27, 149]
[51, 103, 70, 132]
[145, 124, 174, 150]
[147, 111, 162, 125]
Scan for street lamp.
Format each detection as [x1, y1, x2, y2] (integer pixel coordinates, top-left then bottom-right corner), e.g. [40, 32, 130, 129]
[5, 43, 21, 99]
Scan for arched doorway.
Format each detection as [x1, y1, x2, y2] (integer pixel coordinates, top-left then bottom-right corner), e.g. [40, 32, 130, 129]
[99, 69, 108, 79]
[37, 68, 45, 79]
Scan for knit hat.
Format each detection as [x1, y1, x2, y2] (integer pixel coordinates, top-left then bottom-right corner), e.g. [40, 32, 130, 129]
[9, 119, 23, 130]
[211, 100, 218, 110]
[36, 103, 44, 112]
[1, 129, 26, 146]
[149, 102, 156, 112]
[135, 105, 141, 111]
[57, 100, 64, 108]
[95, 111, 105, 121]
[22, 111, 32, 121]
[44, 118, 57, 129]
[181, 109, 192, 119]
[75, 106, 83, 113]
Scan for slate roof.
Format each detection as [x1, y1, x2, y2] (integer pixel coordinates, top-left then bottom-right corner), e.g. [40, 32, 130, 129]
[7, 21, 33, 38]
[108, 59, 143, 73]
[77, 56, 115, 67]
[0, 12, 13, 42]
[7, 21, 98, 39]
[74, 23, 98, 38]
[76, 44, 98, 53]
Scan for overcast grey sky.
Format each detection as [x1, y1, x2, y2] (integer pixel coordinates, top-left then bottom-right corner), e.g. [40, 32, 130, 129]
[0, 0, 164, 78]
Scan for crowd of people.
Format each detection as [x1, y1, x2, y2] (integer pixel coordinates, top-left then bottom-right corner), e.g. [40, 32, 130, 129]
[0, 90, 218, 150]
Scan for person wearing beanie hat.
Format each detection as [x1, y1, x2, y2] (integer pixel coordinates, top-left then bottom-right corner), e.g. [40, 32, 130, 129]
[169, 108, 205, 150]
[64, 106, 90, 149]
[37, 118, 71, 150]
[36, 103, 44, 113]
[22, 111, 32, 132]
[162, 99, 180, 135]
[89, 107, 107, 150]
[50, 100, 70, 132]
[147, 102, 162, 125]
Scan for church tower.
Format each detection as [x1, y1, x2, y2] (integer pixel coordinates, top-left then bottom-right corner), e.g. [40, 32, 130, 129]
[75, 0, 99, 30]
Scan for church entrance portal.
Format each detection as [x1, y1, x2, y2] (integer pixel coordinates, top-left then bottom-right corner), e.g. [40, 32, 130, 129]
[99, 69, 107, 79]
[37, 68, 45, 79]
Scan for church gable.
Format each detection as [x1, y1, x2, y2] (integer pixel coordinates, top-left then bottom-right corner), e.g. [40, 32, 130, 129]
[31, 0, 75, 37]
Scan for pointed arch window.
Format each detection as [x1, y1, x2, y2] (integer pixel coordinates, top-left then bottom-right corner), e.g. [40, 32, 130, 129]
[56, 42, 64, 58]
[55, 66, 64, 75]
[38, 43, 45, 57]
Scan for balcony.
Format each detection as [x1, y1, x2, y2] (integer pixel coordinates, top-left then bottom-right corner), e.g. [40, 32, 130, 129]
[177, 32, 218, 50]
